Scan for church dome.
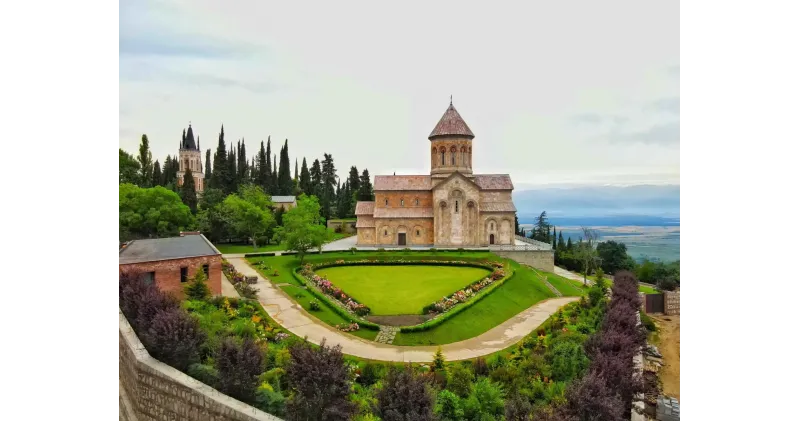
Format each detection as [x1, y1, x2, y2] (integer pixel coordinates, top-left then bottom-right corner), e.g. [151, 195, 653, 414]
[428, 102, 474, 140]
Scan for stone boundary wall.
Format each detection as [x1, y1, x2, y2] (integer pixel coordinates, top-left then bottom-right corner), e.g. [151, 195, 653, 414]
[119, 310, 283, 421]
[492, 249, 555, 272]
[664, 291, 680, 315]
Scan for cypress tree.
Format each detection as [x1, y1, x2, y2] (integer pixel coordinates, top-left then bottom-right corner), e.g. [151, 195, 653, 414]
[137, 134, 153, 187]
[212, 125, 227, 190]
[277, 139, 293, 195]
[558, 230, 566, 250]
[357, 168, 374, 201]
[310, 158, 322, 198]
[237, 139, 248, 183]
[320, 153, 337, 221]
[567, 237, 573, 250]
[299, 158, 311, 194]
[265, 137, 273, 194]
[152, 160, 162, 186]
[347, 166, 361, 193]
[205, 149, 212, 181]
[180, 169, 198, 213]
[271, 155, 278, 194]
[553, 226, 557, 248]
[294, 158, 299, 182]
[161, 154, 172, 186]
[257, 141, 269, 192]
[227, 143, 237, 194]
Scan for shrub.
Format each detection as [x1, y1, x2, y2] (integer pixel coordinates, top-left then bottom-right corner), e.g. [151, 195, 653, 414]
[435, 390, 463, 421]
[142, 308, 206, 372]
[473, 357, 489, 377]
[286, 339, 356, 421]
[187, 363, 219, 387]
[462, 378, 505, 421]
[657, 276, 678, 291]
[255, 383, 286, 416]
[309, 299, 321, 311]
[377, 248, 386, 252]
[349, 247, 358, 254]
[640, 311, 657, 332]
[377, 365, 435, 421]
[215, 337, 264, 403]
[185, 269, 212, 301]
[432, 347, 446, 371]
[447, 364, 474, 398]
[546, 340, 589, 382]
[358, 361, 384, 386]
[504, 392, 533, 421]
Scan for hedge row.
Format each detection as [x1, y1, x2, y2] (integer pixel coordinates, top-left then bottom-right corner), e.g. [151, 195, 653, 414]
[290, 267, 381, 331]
[399, 268, 517, 333]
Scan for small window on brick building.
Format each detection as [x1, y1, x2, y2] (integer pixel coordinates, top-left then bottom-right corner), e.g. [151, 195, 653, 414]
[180, 267, 188, 283]
[415, 198, 420, 206]
[203, 264, 209, 278]
[143, 271, 155, 285]
[384, 229, 388, 236]
[416, 229, 420, 236]
[400, 199, 404, 207]
[385, 198, 388, 206]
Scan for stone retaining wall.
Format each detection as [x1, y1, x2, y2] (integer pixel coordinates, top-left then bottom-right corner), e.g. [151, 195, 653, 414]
[664, 291, 680, 315]
[491, 249, 555, 272]
[119, 310, 283, 421]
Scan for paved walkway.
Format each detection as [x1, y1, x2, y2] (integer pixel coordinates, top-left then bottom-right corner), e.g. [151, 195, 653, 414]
[227, 257, 578, 362]
[554, 266, 593, 286]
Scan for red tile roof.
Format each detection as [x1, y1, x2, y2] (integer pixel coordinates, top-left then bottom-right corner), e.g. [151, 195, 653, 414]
[429, 103, 475, 139]
[355, 216, 376, 228]
[374, 175, 432, 191]
[373, 207, 434, 218]
[355, 201, 375, 215]
[479, 202, 517, 212]
[473, 174, 514, 190]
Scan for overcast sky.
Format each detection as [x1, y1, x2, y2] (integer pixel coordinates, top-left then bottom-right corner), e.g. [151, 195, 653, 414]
[120, 1, 679, 189]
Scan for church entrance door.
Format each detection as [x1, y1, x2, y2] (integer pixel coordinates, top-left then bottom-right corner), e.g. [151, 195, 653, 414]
[398, 233, 407, 246]
[489, 234, 495, 245]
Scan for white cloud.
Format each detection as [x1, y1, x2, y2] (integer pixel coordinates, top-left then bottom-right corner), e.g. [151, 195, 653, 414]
[120, 0, 679, 186]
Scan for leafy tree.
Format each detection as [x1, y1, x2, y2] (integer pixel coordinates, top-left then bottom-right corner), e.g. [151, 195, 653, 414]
[435, 390, 463, 421]
[286, 339, 356, 421]
[205, 149, 212, 181]
[272, 195, 330, 263]
[357, 168, 374, 201]
[447, 364, 474, 398]
[299, 158, 311, 194]
[597, 240, 635, 275]
[142, 307, 206, 372]
[278, 140, 294, 194]
[137, 134, 154, 187]
[216, 337, 264, 404]
[196, 188, 230, 243]
[119, 184, 194, 241]
[377, 365, 435, 421]
[357, 361, 384, 386]
[211, 125, 228, 190]
[180, 169, 198, 213]
[151, 160, 162, 187]
[574, 226, 599, 285]
[184, 267, 211, 301]
[222, 190, 275, 250]
[119, 148, 141, 185]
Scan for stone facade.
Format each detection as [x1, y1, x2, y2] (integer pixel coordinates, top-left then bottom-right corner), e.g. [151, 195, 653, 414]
[119, 255, 222, 298]
[356, 102, 517, 247]
[119, 310, 283, 421]
[176, 124, 205, 194]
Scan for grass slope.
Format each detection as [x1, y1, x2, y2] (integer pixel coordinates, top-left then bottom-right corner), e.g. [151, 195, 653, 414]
[316, 265, 490, 315]
[392, 262, 555, 346]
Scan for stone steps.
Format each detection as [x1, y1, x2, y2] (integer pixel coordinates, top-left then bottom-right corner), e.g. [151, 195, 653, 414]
[375, 326, 400, 344]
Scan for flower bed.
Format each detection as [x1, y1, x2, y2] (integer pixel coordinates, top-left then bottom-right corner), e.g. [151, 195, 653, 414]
[221, 259, 259, 298]
[299, 264, 371, 316]
[422, 267, 506, 315]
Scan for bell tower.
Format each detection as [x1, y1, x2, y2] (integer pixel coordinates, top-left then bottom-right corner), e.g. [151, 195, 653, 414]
[177, 123, 205, 193]
[429, 99, 474, 179]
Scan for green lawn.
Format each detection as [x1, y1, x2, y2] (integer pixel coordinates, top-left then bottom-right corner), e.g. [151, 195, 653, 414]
[544, 272, 588, 296]
[215, 242, 287, 254]
[316, 265, 491, 315]
[392, 262, 556, 346]
[280, 285, 378, 341]
[586, 274, 660, 294]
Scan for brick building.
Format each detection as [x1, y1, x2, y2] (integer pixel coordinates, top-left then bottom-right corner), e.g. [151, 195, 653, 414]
[119, 232, 222, 298]
[355, 100, 517, 247]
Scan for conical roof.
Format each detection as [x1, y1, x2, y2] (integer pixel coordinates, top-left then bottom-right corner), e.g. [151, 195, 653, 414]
[429, 102, 474, 140]
[182, 124, 197, 150]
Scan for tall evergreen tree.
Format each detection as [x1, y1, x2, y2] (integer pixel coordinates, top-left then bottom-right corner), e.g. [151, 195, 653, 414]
[357, 168, 374, 201]
[337, 181, 352, 218]
[271, 155, 278, 195]
[205, 149, 212, 181]
[347, 166, 361, 193]
[514, 215, 520, 236]
[265, 137, 273, 194]
[558, 230, 566, 250]
[553, 226, 557, 248]
[226, 143, 237, 195]
[299, 158, 311, 194]
[310, 159, 322, 196]
[237, 139, 248, 183]
[180, 169, 198, 213]
[137, 134, 153, 187]
[320, 153, 337, 221]
[151, 160, 162, 187]
[277, 139, 293, 195]
[566, 236, 573, 250]
[211, 125, 227, 190]
[294, 158, 299, 182]
[249, 158, 256, 184]
[257, 141, 269, 192]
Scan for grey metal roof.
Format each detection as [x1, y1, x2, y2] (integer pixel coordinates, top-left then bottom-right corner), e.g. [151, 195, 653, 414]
[119, 234, 220, 264]
[272, 196, 296, 203]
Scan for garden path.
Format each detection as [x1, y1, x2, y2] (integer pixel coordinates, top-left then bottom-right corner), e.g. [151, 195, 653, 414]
[554, 266, 594, 286]
[226, 257, 579, 362]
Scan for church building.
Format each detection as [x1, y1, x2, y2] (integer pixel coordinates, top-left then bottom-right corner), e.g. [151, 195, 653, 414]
[176, 124, 205, 193]
[355, 101, 517, 247]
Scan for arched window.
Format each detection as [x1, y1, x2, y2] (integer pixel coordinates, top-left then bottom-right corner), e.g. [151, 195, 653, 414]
[415, 198, 420, 206]
[384, 229, 388, 236]
[451, 151, 456, 165]
[455, 200, 459, 213]
[384, 198, 388, 206]
[400, 199, 404, 207]
[441, 150, 445, 165]
[416, 229, 420, 236]
[491, 222, 495, 230]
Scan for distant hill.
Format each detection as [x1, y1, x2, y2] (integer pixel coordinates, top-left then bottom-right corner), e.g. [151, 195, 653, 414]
[513, 184, 680, 221]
